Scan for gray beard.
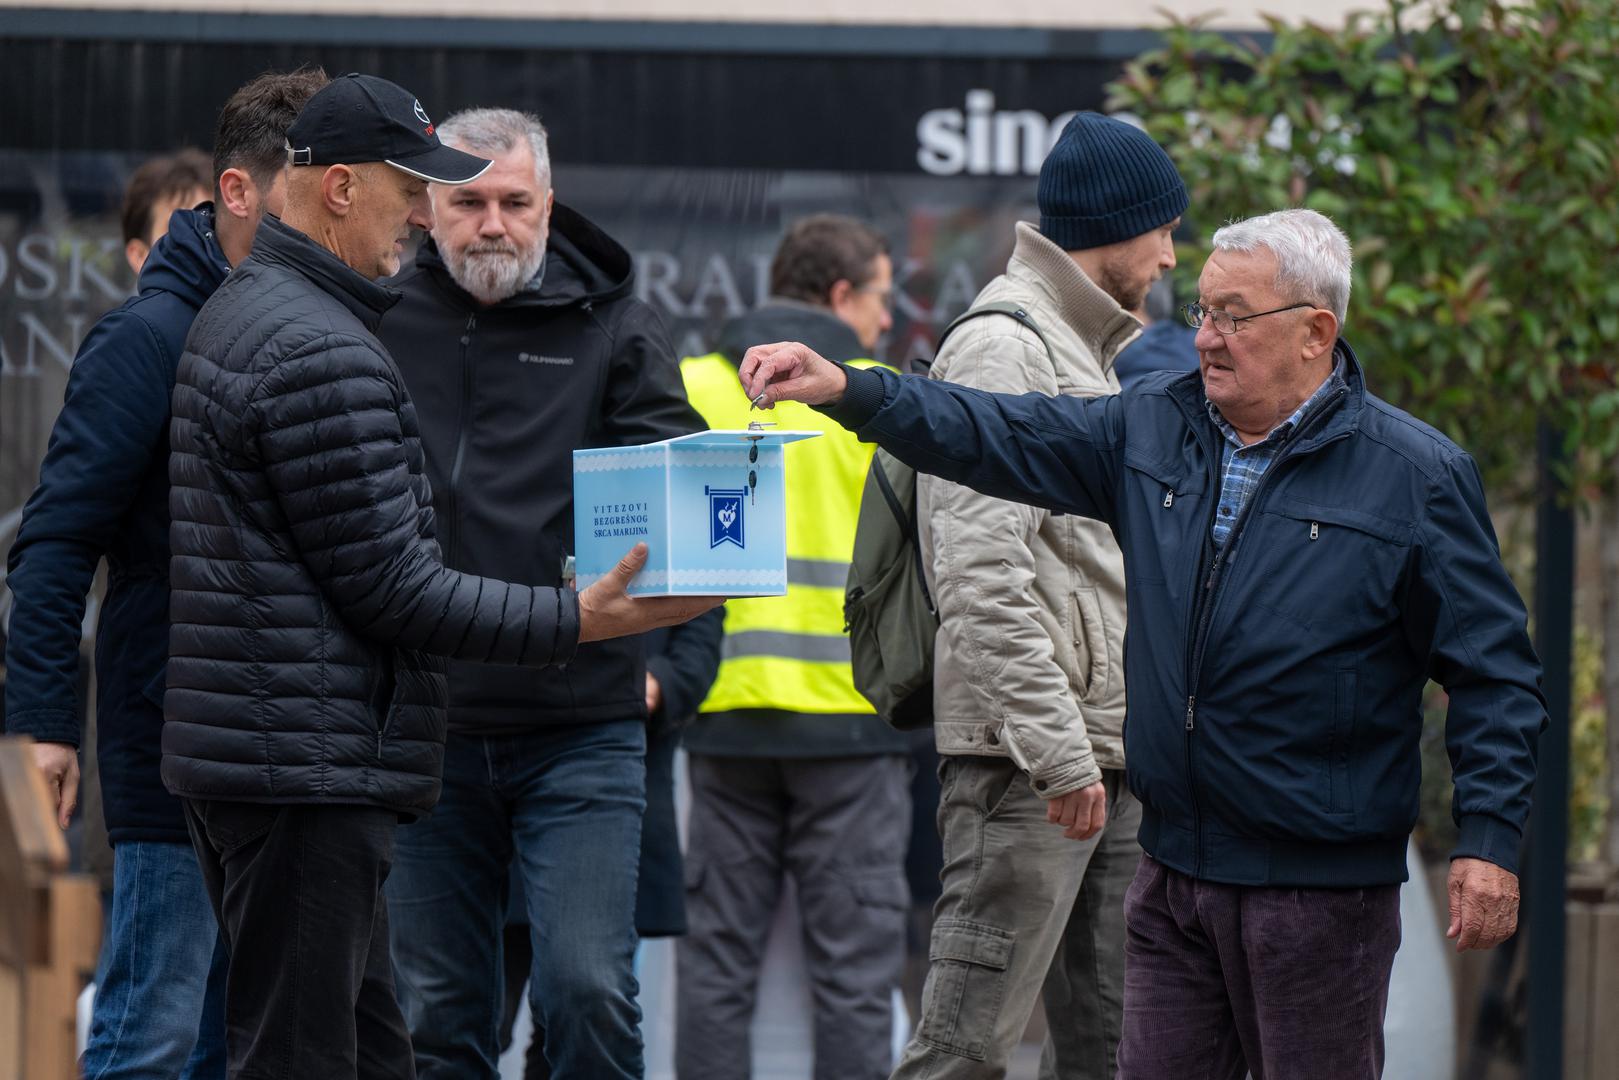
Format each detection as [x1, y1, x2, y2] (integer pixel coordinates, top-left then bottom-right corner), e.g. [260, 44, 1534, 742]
[442, 241, 547, 305]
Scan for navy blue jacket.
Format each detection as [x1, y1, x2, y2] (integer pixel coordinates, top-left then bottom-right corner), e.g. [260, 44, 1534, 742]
[826, 342, 1545, 887]
[5, 206, 228, 846]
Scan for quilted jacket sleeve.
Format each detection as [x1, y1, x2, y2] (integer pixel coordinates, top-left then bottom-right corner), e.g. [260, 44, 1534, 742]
[247, 334, 579, 666]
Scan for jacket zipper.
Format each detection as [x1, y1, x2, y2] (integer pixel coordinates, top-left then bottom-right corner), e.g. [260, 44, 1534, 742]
[1178, 385, 1349, 875]
[446, 313, 478, 565]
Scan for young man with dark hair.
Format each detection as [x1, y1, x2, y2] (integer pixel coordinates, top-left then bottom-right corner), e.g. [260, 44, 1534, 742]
[674, 213, 909, 1080]
[120, 148, 212, 274]
[4, 66, 328, 1079]
[894, 111, 1182, 1080]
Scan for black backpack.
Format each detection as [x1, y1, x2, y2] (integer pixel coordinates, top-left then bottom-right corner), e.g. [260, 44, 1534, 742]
[843, 302, 1053, 729]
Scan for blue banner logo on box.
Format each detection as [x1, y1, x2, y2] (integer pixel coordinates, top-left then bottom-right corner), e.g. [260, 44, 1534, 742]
[707, 486, 747, 549]
[572, 429, 820, 597]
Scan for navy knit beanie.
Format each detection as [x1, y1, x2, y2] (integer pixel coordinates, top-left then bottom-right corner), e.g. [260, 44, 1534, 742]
[1038, 113, 1189, 251]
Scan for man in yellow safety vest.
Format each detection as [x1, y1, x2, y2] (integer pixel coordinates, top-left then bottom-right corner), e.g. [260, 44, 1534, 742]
[675, 214, 909, 1080]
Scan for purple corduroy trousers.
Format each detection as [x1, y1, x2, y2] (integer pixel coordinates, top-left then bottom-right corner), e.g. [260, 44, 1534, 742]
[1116, 855, 1403, 1080]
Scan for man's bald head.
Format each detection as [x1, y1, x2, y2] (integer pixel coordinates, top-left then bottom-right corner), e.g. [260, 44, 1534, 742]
[281, 161, 432, 280]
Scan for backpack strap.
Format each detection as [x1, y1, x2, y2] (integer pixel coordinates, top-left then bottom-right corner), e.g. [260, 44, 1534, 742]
[938, 300, 1054, 360]
[870, 452, 937, 618]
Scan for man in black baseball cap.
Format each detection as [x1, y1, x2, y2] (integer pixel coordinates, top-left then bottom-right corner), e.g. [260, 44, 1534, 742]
[285, 72, 493, 185]
[275, 72, 494, 281]
[166, 73, 720, 1079]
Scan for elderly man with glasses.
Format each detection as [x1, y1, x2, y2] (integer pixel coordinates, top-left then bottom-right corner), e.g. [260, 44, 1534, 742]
[737, 207, 1546, 1080]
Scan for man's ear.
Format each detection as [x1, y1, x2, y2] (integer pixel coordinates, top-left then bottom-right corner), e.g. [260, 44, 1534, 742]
[124, 238, 150, 276]
[827, 278, 855, 311]
[1302, 308, 1340, 362]
[322, 165, 359, 217]
[217, 168, 255, 221]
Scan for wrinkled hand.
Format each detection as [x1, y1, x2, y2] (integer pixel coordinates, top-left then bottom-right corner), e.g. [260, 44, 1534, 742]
[645, 671, 664, 715]
[32, 741, 80, 831]
[738, 341, 848, 408]
[578, 543, 724, 643]
[1447, 857, 1520, 952]
[1045, 779, 1107, 842]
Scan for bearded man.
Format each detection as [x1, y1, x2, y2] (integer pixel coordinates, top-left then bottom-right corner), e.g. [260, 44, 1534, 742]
[376, 107, 709, 1080]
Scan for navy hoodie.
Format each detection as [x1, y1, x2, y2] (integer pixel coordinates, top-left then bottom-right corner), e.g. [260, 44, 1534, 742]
[5, 206, 229, 845]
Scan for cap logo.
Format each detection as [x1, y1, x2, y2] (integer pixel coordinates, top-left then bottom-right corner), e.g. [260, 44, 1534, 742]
[414, 100, 431, 125]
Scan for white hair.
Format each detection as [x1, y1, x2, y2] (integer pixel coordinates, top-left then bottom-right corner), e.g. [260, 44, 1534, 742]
[436, 107, 552, 192]
[1211, 209, 1351, 325]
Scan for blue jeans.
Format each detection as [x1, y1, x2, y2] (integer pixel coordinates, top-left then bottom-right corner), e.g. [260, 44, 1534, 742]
[387, 721, 647, 1080]
[83, 840, 227, 1080]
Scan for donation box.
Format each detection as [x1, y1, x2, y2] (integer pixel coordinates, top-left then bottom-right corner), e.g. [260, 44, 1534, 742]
[573, 429, 822, 597]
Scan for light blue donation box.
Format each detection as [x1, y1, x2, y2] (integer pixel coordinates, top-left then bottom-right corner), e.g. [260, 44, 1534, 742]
[572, 429, 822, 597]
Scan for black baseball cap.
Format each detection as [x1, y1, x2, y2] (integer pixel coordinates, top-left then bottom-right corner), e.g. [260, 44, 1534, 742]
[285, 73, 491, 184]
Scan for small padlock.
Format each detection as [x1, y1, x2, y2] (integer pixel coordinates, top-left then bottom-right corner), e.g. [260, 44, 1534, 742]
[747, 440, 760, 505]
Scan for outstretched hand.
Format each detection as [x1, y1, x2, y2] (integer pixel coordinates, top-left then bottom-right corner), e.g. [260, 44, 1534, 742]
[738, 341, 848, 409]
[577, 543, 724, 643]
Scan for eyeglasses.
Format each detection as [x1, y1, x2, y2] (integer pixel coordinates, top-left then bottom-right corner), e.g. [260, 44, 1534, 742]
[1182, 301, 1314, 335]
[856, 284, 896, 311]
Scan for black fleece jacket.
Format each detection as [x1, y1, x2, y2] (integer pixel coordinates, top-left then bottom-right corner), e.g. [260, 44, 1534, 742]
[379, 203, 703, 732]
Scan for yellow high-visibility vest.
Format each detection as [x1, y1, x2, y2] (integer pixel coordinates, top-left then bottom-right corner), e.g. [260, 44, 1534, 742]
[680, 352, 893, 717]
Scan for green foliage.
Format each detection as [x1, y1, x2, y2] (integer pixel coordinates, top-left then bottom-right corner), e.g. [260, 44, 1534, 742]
[1108, 0, 1619, 494]
[1568, 626, 1608, 863]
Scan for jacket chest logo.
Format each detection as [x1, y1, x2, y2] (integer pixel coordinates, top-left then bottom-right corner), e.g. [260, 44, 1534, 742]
[518, 352, 574, 366]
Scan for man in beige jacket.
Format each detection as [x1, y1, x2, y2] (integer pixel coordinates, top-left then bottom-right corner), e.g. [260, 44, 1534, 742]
[895, 113, 1186, 1080]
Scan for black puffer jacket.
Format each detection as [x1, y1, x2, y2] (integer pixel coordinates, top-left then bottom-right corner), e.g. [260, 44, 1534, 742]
[163, 216, 579, 816]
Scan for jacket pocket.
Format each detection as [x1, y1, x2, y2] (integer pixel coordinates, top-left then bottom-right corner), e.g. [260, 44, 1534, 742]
[1328, 668, 1358, 815]
[917, 917, 1015, 1061]
[1275, 497, 1412, 545]
[965, 758, 1022, 820]
[1250, 499, 1414, 637]
[1122, 450, 1208, 587]
[370, 653, 397, 740]
[1069, 586, 1112, 703]
[141, 667, 168, 711]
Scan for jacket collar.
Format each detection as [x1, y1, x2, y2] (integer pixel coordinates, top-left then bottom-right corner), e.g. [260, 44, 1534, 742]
[1165, 338, 1366, 450]
[1005, 222, 1142, 371]
[717, 299, 867, 367]
[250, 214, 401, 332]
[136, 203, 231, 310]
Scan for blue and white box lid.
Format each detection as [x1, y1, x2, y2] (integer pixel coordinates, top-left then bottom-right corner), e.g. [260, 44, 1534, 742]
[573, 429, 822, 597]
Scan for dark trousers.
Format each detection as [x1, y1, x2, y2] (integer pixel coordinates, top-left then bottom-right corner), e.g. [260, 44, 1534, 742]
[387, 721, 647, 1080]
[675, 753, 913, 1080]
[1116, 855, 1401, 1080]
[183, 799, 415, 1080]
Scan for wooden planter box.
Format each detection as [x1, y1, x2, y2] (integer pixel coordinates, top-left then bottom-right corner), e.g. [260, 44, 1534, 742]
[0, 736, 101, 1080]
